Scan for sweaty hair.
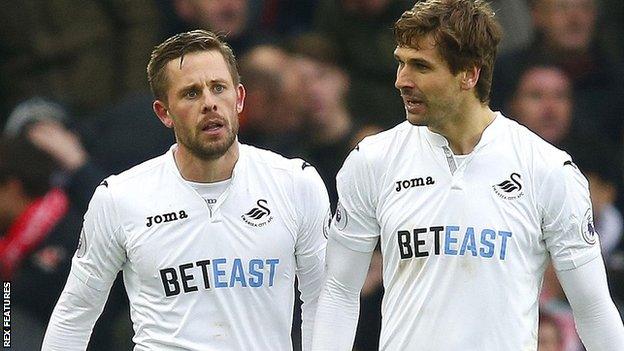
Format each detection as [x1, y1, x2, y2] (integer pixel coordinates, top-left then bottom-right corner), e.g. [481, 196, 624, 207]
[147, 29, 240, 102]
[394, 0, 502, 103]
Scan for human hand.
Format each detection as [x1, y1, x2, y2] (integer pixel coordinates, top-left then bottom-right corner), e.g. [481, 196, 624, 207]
[26, 120, 88, 172]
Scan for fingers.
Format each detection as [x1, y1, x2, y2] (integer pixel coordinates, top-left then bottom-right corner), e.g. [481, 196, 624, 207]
[26, 120, 88, 172]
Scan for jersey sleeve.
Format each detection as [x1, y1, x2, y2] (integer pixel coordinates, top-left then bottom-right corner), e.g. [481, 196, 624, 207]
[293, 161, 330, 351]
[330, 145, 381, 252]
[538, 159, 601, 271]
[42, 181, 127, 350]
[293, 161, 330, 259]
[556, 256, 624, 350]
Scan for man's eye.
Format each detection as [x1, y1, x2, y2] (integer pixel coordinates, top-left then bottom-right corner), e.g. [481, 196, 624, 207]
[186, 90, 198, 98]
[214, 85, 225, 93]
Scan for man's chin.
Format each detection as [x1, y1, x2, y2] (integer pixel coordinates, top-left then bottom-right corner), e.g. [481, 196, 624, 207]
[186, 138, 236, 161]
[406, 114, 427, 126]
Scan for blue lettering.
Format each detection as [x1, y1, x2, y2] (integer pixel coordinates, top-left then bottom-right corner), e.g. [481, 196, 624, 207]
[212, 258, 227, 288]
[445, 226, 459, 255]
[459, 227, 478, 256]
[248, 259, 264, 287]
[266, 259, 280, 287]
[479, 229, 496, 258]
[229, 258, 247, 287]
[498, 231, 512, 260]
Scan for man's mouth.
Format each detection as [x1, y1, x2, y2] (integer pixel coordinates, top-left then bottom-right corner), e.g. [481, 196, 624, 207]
[201, 120, 225, 132]
[403, 97, 425, 112]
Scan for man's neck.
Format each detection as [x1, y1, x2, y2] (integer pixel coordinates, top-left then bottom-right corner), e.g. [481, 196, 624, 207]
[173, 142, 239, 183]
[430, 102, 496, 155]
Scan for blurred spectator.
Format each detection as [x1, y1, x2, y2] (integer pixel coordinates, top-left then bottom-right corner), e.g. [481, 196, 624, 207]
[4, 97, 153, 350]
[287, 32, 357, 209]
[6, 94, 175, 211]
[506, 61, 602, 152]
[0, 0, 162, 123]
[237, 44, 304, 157]
[0, 136, 78, 350]
[539, 311, 566, 351]
[492, 0, 624, 145]
[172, 0, 271, 56]
[314, 0, 413, 128]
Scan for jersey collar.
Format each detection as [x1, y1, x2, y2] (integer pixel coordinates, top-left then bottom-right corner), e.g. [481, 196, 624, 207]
[164, 140, 248, 185]
[423, 112, 504, 151]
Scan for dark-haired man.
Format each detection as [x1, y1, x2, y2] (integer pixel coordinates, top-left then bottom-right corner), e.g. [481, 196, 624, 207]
[312, 1, 624, 350]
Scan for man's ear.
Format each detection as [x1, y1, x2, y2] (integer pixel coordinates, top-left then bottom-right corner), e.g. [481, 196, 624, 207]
[460, 66, 481, 91]
[236, 84, 246, 114]
[153, 100, 174, 129]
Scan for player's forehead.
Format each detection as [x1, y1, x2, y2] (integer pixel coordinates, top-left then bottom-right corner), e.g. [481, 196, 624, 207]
[164, 51, 233, 88]
[394, 40, 445, 67]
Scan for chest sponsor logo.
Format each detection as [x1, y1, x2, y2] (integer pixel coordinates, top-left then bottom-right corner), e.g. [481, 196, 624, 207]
[397, 225, 513, 260]
[159, 257, 280, 297]
[581, 208, 597, 245]
[241, 199, 274, 227]
[146, 210, 188, 227]
[492, 172, 524, 200]
[395, 176, 435, 192]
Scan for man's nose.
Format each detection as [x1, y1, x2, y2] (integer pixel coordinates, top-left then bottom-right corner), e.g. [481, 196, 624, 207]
[201, 92, 218, 113]
[395, 66, 414, 90]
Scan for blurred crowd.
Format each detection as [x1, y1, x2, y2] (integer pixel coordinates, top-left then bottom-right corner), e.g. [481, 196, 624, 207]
[1, 0, 623, 350]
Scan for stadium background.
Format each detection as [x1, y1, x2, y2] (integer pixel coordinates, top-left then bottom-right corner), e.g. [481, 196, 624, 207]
[1, 0, 623, 350]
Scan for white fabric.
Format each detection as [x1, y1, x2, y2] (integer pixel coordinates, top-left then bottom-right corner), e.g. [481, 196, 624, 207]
[187, 178, 231, 203]
[311, 237, 372, 351]
[313, 113, 610, 350]
[556, 256, 624, 350]
[42, 143, 329, 351]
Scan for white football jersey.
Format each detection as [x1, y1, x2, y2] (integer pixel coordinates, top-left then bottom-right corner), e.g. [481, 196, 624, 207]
[331, 113, 600, 350]
[49, 143, 329, 350]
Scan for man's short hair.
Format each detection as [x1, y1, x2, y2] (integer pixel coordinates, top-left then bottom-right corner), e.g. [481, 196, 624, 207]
[394, 0, 502, 103]
[147, 29, 240, 102]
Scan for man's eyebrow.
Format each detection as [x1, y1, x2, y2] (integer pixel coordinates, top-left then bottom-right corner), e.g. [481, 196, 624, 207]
[178, 82, 200, 92]
[178, 78, 229, 91]
[407, 58, 431, 66]
[394, 54, 430, 66]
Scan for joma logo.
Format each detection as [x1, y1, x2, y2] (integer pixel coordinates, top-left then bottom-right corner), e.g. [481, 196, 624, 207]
[146, 210, 188, 227]
[395, 176, 435, 192]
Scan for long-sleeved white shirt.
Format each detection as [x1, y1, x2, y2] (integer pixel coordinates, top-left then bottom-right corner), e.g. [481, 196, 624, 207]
[43, 143, 329, 351]
[312, 114, 624, 350]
